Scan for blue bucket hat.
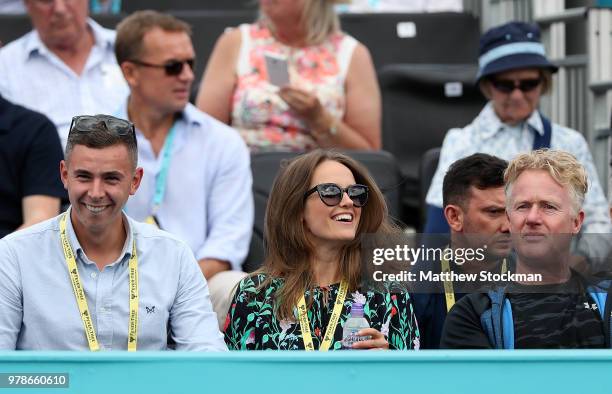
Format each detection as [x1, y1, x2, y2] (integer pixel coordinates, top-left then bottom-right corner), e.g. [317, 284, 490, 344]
[476, 21, 558, 81]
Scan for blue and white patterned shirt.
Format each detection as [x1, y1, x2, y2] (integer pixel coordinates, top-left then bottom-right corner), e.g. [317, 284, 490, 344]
[0, 210, 228, 351]
[426, 102, 611, 237]
[0, 18, 129, 149]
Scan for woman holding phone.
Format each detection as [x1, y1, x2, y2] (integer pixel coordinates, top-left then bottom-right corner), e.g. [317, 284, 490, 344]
[196, 0, 381, 152]
[224, 150, 419, 350]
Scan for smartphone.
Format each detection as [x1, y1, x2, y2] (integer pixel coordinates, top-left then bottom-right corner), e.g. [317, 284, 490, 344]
[264, 52, 290, 87]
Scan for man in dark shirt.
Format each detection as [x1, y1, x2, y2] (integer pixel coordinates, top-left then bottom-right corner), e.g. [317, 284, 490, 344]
[441, 149, 610, 349]
[414, 153, 510, 348]
[0, 94, 65, 238]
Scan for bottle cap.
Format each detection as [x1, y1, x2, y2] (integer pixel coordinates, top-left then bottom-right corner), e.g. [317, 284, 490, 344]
[350, 303, 364, 316]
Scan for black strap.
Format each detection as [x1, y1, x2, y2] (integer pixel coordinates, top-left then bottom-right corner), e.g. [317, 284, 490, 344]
[532, 112, 552, 149]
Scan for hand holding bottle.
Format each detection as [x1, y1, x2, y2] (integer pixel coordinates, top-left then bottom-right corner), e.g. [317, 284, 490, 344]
[350, 328, 389, 350]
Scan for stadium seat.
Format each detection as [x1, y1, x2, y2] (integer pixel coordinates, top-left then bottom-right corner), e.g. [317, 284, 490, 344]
[169, 10, 257, 94]
[378, 63, 486, 228]
[242, 150, 403, 272]
[340, 12, 480, 71]
[419, 147, 441, 230]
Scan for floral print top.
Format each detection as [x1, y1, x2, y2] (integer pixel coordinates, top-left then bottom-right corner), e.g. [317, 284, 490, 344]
[224, 274, 420, 350]
[231, 23, 357, 152]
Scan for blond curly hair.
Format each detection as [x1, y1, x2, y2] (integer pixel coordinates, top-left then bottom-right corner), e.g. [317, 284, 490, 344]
[504, 149, 588, 215]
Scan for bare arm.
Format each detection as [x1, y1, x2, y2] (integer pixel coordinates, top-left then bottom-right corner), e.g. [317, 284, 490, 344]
[339, 42, 381, 149]
[18, 195, 60, 230]
[198, 258, 231, 280]
[195, 28, 242, 123]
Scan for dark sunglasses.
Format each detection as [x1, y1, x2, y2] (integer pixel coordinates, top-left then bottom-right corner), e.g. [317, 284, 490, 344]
[130, 58, 195, 76]
[69, 115, 135, 140]
[304, 183, 369, 207]
[489, 77, 542, 94]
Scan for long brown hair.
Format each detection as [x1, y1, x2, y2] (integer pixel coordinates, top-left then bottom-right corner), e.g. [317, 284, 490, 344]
[258, 150, 399, 320]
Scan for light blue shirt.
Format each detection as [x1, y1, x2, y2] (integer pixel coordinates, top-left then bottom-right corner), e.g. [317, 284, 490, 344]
[426, 102, 612, 236]
[0, 18, 129, 149]
[0, 211, 228, 351]
[119, 103, 254, 271]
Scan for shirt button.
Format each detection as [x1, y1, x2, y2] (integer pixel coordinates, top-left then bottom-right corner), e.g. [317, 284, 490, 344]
[90, 272, 97, 279]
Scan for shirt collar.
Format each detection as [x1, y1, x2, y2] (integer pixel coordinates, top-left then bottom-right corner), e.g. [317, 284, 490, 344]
[117, 100, 201, 131]
[64, 207, 135, 266]
[24, 18, 114, 61]
[477, 102, 544, 139]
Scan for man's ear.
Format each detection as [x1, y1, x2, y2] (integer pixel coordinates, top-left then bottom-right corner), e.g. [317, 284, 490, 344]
[120, 62, 137, 87]
[130, 167, 144, 195]
[444, 204, 464, 232]
[59, 160, 68, 189]
[572, 209, 585, 234]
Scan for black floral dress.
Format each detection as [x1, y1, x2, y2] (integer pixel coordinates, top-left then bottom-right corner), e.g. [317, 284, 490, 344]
[223, 274, 420, 350]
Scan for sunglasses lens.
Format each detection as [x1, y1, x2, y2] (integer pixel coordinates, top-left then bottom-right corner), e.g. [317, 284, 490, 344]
[164, 59, 195, 76]
[74, 116, 97, 130]
[492, 78, 541, 93]
[518, 78, 541, 92]
[318, 184, 342, 206]
[104, 117, 132, 135]
[165, 61, 183, 76]
[348, 185, 368, 207]
[491, 79, 515, 93]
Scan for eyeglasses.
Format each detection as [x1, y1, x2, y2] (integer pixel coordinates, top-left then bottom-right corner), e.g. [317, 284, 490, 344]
[129, 58, 195, 76]
[304, 183, 369, 207]
[489, 77, 542, 94]
[69, 115, 135, 140]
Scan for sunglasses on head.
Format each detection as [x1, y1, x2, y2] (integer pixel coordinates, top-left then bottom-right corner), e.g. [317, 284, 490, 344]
[489, 77, 542, 94]
[69, 115, 135, 139]
[304, 183, 369, 207]
[130, 58, 195, 76]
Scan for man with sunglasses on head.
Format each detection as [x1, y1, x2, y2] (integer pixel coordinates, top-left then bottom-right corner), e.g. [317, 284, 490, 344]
[114, 11, 253, 328]
[423, 21, 611, 260]
[0, 0, 128, 149]
[0, 114, 227, 350]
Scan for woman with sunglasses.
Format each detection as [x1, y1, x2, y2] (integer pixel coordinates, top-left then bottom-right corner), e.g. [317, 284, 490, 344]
[224, 150, 419, 350]
[423, 21, 611, 240]
[195, 0, 380, 152]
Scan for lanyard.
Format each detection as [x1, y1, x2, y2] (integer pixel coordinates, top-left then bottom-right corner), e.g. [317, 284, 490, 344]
[441, 246, 507, 313]
[145, 122, 177, 225]
[297, 279, 348, 351]
[59, 213, 139, 351]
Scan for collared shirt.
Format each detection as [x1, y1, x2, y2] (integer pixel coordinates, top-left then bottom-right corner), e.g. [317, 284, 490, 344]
[0, 210, 228, 351]
[426, 102, 612, 237]
[0, 18, 129, 149]
[118, 102, 254, 271]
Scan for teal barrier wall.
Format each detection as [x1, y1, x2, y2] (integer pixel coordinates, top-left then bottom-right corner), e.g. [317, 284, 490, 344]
[0, 351, 611, 393]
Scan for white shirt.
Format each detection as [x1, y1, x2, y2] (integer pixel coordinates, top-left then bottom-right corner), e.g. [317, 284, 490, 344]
[0, 18, 129, 149]
[119, 103, 254, 272]
[0, 211, 227, 351]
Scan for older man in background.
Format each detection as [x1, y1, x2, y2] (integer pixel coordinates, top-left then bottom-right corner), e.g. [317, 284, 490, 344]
[0, 0, 128, 148]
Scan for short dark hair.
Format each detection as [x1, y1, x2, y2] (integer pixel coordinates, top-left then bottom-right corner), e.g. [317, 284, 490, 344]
[442, 153, 508, 209]
[65, 114, 138, 170]
[115, 10, 192, 65]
